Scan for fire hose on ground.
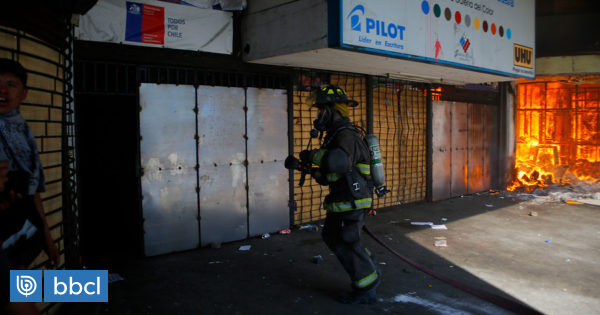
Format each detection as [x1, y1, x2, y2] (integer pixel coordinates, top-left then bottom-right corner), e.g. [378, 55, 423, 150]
[362, 225, 544, 315]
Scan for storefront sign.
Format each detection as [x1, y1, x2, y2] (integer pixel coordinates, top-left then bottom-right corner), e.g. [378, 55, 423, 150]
[76, 0, 233, 54]
[337, 0, 535, 78]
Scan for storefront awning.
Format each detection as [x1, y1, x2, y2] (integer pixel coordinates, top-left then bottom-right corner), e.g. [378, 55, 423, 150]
[243, 0, 535, 84]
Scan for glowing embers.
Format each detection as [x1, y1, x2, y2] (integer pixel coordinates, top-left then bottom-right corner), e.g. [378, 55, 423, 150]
[509, 77, 600, 192]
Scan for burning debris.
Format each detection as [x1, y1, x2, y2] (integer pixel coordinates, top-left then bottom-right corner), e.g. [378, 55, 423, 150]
[508, 76, 600, 192]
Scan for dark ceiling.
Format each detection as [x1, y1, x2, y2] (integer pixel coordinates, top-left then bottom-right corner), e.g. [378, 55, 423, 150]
[536, 0, 600, 56]
[1, 0, 97, 49]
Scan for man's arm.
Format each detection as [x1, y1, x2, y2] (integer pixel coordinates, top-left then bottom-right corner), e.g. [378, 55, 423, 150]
[33, 193, 60, 267]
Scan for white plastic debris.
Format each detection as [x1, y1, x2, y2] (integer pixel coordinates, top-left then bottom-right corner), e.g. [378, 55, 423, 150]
[108, 273, 124, 284]
[239, 245, 252, 251]
[434, 240, 447, 247]
[411, 222, 434, 226]
[431, 224, 448, 230]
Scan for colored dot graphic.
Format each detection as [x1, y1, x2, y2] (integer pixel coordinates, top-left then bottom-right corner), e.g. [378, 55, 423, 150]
[444, 8, 451, 20]
[420, 1, 511, 39]
[433, 4, 441, 17]
[421, 0, 430, 15]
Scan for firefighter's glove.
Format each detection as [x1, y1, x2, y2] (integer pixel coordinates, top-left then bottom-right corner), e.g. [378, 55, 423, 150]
[284, 155, 300, 170]
[299, 149, 317, 164]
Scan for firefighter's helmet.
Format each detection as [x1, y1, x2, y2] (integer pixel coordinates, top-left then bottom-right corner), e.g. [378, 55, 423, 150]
[309, 85, 358, 108]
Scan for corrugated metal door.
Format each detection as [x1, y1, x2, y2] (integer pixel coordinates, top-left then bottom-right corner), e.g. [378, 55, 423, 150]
[452, 102, 468, 196]
[139, 84, 199, 256]
[246, 88, 289, 236]
[431, 101, 451, 201]
[197, 86, 248, 246]
[468, 104, 485, 193]
[432, 101, 497, 200]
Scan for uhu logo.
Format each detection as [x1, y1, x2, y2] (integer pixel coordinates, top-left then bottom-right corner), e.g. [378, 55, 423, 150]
[514, 44, 533, 69]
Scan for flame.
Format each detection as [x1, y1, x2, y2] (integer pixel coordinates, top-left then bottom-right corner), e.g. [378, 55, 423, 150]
[508, 76, 600, 191]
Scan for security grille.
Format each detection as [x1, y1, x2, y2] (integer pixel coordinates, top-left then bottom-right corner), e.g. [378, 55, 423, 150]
[291, 71, 427, 223]
[291, 71, 367, 223]
[372, 79, 428, 208]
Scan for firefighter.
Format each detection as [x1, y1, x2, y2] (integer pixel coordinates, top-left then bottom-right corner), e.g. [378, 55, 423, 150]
[286, 85, 380, 304]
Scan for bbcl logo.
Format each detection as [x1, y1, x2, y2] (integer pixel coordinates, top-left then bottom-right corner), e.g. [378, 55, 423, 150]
[10, 270, 42, 302]
[10, 270, 108, 302]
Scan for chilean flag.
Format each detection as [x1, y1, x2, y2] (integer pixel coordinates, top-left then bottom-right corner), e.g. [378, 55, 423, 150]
[125, 2, 165, 45]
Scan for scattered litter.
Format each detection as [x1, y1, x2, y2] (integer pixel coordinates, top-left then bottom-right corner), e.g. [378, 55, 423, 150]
[441, 218, 448, 222]
[533, 190, 549, 196]
[564, 200, 584, 204]
[517, 194, 535, 201]
[575, 199, 600, 206]
[311, 255, 323, 264]
[280, 229, 291, 235]
[431, 224, 447, 230]
[545, 240, 551, 243]
[449, 265, 454, 268]
[239, 245, 252, 251]
[529, 211, 538, 217]
[434, 237, 447, 247]
[408, 291, 417, 295]
[261, 233, 270, 239]
[411, 222, 434, 226]
[434, 240, 447, 247]
[427, 284, 433, 288]
[378, 262, 387, 265]
[299, 224, 318, 231]
[566, 259, 571, 263]
[108, 273, 124, 284]
[208, 261, 222, 264]
[485, 204, 494, 208]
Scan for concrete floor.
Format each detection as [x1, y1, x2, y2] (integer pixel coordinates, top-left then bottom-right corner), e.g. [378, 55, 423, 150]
[58, 190, 600, 315]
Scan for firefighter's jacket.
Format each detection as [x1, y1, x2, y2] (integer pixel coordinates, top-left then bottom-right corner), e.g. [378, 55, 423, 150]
[310, 118, 373, 212]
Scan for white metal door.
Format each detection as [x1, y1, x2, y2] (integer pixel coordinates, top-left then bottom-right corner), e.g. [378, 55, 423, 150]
[139, 84, 199, 256]
[197, 86, 248, 246]
[246, 88, 289, 236]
